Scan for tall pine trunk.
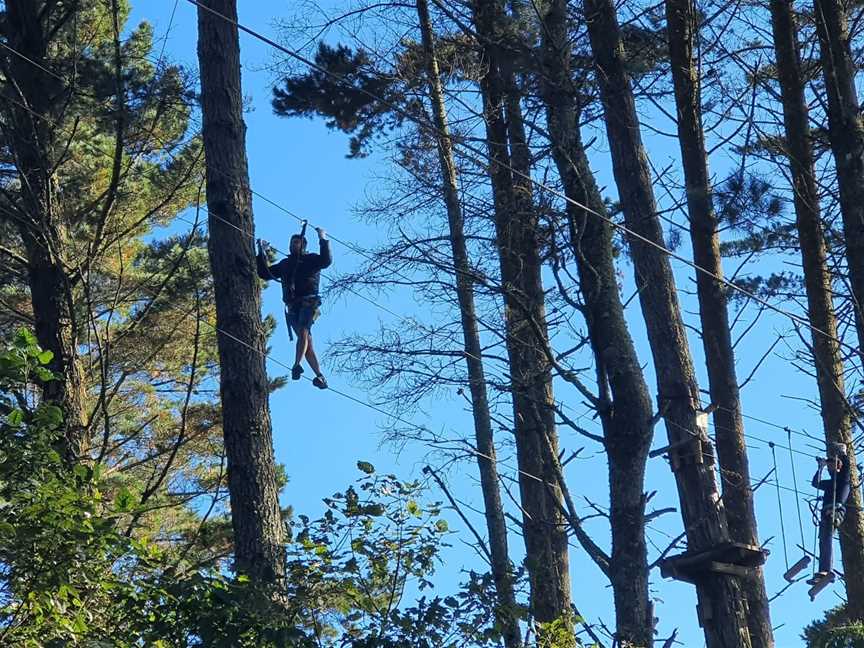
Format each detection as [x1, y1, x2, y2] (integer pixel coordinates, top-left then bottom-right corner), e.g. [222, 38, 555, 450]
[776, 0, 864, 619]
[3, 1, 88, 461]
[663, 1, 772, 644]
[471, 0, 573, 633]
[414, 2, 520, 644]
[582, 1, 752, 645]
[196, 0, 285, 584]
[813, 0, 864, 357]
[537, 1, 654, 644]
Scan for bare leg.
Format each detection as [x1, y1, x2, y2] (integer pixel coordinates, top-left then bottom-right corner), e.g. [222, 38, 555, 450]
[294, 328, 309, 368]
[305, 334, 323, 376]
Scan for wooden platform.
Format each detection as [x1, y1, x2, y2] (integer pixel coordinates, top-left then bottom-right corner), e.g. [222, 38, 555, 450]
[659, 542, 767, 584]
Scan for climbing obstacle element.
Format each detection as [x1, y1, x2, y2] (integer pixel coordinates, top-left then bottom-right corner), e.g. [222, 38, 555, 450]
[783, 555, 811, 582]
[806, 571, 836, 600]
[659, 542, 767, 584]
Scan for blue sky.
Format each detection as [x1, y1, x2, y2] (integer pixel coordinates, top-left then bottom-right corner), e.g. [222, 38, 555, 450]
[129, 2, 849, 646]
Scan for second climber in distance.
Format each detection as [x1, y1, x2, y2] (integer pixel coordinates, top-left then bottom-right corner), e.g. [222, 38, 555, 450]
[257, 225, 332, 389]
[808, 441, 852, 584]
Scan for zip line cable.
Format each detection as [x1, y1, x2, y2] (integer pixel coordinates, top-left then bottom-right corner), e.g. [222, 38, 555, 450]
[771, 442, 790, 570]
[788, 429, 808, 550]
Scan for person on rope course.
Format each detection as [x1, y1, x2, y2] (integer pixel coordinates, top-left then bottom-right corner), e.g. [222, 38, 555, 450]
[257, 224, 331, 389]
[807, 441, 852, 584]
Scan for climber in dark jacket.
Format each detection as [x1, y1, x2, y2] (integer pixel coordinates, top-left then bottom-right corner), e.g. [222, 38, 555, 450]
[808, 441, 852, 582]
[257, 227, 332, 388]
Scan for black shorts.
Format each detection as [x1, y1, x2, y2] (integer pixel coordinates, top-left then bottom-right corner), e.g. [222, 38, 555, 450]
[285, 297, 320, 334]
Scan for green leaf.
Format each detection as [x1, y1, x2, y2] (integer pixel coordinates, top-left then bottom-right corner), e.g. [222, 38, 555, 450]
[0, 354, 26, 371]
[14, 329, 38, 349]
[356, 460, 375, 474]
[361, 503, 385, 516]
[36, 350, 54, 365]
[435, 519, 449, 533]
[406, 500, 421, 516]
[7, 409, 23, 426]
[34, 366, 55, 382]
[115, 486, 136, 512]
[34, 404, 63, 429]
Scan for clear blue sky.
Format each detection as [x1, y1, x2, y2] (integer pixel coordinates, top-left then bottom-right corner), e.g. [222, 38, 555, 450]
[130, 2, 848, 646]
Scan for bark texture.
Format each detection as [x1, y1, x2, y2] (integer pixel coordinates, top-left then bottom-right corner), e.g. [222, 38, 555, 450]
[664, 1, 772, 644]
[196, 0, 286, 584]
[537, 1, 654, 644]
[3, 1, 88, 460]
[583, 0, 751, 645]
[415, 1, 521, 644]
[777, 0, 864, 620]
[471, 0, 573, 630]
[813, 0, 864, 354]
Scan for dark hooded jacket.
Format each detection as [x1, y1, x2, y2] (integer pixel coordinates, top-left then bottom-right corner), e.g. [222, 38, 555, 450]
[257, 239, 332, 305]
[812, 456, 852, 508]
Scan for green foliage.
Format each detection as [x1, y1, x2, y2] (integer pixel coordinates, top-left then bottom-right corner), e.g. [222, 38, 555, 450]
[272, 43, 414, 158]
[0, 331, 295, 646]
[535, 610, 580, 648]
[281, 467, 528, 647]
[0, 2, 215, 554]
[284, 469, 448, 636]
[0, 331, 122, 643]
[803, 605, 864, 648]
[0, 331, 525, 647]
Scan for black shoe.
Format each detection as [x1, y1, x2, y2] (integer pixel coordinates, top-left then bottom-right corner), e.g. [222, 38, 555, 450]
[312, 375, 328, 390]
[807, 571, 829, 585]
[292, 364, 303, 380]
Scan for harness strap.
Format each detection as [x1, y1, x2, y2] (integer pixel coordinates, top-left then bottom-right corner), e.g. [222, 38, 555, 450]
[287, 220, 308, 298]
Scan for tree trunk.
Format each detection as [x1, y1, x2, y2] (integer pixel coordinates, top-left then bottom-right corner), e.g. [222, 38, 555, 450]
[196, 0, 285, 584]
[3, 0, 88, 461]
[582, 1, 752, 645]
[663, 1, 773, 644]
[777, 0, 864, 620]
[537, 1, 654, 645]
[471, 0, 573, 633]
[812, 0, 864, 357]
[414, 2, 521, 645]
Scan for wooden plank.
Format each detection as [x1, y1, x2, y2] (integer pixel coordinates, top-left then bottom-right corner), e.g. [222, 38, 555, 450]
[703, 561, 752, 578]
[650, 437, 693, 459]
[659, 542, 766, 583]
[784, 555, 811, 582]
[808, 572, 836, 601]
